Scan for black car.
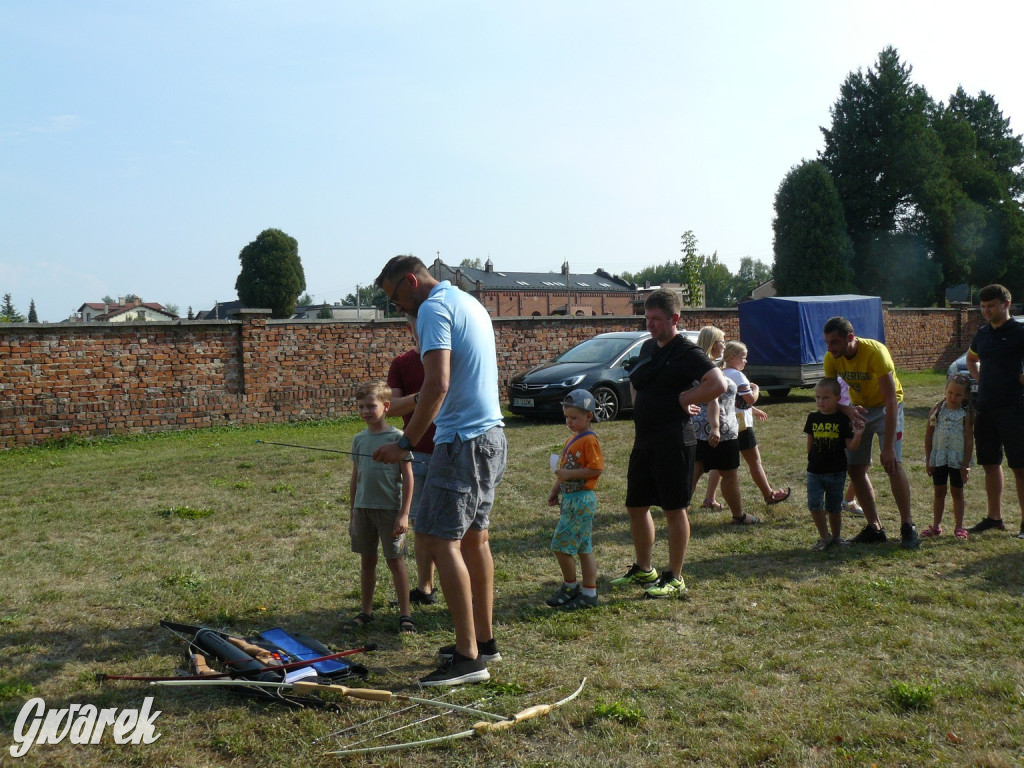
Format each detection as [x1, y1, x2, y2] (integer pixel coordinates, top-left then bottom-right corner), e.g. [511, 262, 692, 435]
[507, 330, 699, 422]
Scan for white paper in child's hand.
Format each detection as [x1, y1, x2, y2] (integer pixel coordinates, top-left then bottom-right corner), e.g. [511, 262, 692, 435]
[550, 453, 559, 472]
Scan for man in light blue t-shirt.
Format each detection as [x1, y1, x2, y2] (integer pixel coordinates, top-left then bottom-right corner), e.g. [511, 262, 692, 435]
[374, 255, 506, 687]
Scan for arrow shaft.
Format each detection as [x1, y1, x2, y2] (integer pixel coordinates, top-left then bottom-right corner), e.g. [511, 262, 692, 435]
[256, 439, 423, 462]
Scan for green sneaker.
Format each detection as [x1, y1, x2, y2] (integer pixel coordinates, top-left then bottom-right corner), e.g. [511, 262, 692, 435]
[644, 570, 686, 599]
[609, 563, 659, 588]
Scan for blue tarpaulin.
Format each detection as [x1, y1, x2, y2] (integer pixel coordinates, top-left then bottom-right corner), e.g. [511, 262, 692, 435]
[739, 295, 885, 366]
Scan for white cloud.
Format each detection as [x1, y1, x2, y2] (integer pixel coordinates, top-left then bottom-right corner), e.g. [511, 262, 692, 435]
[31, 114, 89, 134]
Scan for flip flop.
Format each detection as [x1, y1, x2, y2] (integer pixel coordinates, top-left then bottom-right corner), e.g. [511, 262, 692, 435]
[766, 487, 791, 505]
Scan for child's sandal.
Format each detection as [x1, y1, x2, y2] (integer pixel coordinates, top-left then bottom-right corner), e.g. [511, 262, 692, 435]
[954, 527, 969, 540]
[399, 615, 417, 633]
[350, 612, 374, 628]
[920, 525, 943, 537]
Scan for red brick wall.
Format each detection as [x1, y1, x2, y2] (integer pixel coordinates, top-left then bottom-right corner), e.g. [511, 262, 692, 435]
[0, 305, 978, 448]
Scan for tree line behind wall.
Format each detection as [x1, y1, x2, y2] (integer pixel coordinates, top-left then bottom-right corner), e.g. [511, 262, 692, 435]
[773, 47, 1024, 307]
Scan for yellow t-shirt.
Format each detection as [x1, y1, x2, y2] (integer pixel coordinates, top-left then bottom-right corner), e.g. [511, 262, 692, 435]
[824, 337, 903, 408]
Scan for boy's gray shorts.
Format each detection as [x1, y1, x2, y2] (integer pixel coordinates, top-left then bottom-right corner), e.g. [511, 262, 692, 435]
[414, 426, 507, 541]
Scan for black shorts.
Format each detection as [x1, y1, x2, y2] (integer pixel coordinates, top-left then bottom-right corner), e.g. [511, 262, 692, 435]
[625, 443, 695, 511]
[737, 428, 758, 452]
[974, 405, 1024, 468]
[931, 465, 964, 488]
[695, 438, 741, 471]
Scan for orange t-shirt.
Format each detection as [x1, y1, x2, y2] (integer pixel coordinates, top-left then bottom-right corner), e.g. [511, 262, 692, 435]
[559, 431, 604, 493]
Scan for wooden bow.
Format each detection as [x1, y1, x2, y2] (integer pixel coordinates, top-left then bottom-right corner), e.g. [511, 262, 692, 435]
[152, 678, 512, 722]
[322, 678, 587, 756]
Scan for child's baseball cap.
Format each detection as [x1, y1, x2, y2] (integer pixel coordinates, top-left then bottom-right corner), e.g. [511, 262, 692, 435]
[562, 389, 598, 419]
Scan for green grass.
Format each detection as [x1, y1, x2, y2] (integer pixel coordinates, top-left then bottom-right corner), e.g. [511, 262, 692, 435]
[1, 374, 1023, 767]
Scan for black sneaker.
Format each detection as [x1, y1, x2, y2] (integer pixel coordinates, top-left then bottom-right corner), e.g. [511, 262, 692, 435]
[900, 522, 920, 550]
[438, 638, 502, 663]
[410, 587, 438, 605]
[850, 524, 887, 544]
[545, 583, 580, 607]
[969, 516, 1006, 533]
[419, 651, 490, 687]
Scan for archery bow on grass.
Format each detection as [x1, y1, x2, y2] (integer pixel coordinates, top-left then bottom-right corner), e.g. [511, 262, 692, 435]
[322, 677, 587, 756]
[151, 679, 511, 722]
[324, 690, 499, 750]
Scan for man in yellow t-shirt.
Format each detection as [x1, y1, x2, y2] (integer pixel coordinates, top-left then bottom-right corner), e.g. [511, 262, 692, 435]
[823, 316, 919, 549]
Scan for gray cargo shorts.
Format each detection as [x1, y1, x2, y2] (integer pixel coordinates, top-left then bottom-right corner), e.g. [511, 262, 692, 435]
[414, 426, 507, 540]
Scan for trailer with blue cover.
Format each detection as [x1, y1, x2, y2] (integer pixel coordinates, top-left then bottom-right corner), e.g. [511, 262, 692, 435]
[738, 295, 885, 398]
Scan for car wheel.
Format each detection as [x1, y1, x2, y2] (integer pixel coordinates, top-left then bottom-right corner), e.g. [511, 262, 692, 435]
[591, 387, 619, 422]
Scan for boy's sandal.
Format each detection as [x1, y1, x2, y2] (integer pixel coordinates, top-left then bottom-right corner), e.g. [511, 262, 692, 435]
[350, 612, 374, 628]
[399, 615, 417, 633]
[766, 487, 791, 505]
[700, 500, 723, 511]
[731, 513, 760, 525]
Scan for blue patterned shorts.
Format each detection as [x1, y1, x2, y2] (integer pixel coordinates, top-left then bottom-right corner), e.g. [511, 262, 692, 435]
[551, 490, 596, 555]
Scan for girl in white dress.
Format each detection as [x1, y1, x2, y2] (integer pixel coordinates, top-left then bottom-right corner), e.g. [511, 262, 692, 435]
[922, 375, 974, 539]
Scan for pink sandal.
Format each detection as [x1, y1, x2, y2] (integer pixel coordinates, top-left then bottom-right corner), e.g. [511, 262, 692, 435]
[954, 527, 969, 540]
[920, 525, 943, 537]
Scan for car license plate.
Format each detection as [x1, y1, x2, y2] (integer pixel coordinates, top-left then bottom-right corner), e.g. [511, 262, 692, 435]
[513, 397, 534, 408]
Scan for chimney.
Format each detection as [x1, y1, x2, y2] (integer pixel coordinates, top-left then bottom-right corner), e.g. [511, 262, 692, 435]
[485, 257, 493, 273]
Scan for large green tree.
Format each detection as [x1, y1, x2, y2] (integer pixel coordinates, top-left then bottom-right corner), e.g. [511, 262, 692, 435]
[773, 160, 855, 295]
[933, 87, 1024, 299]
[819, 47, 1024, 305]
[820, 48, 961, 303]
[234, 228, 306, 319]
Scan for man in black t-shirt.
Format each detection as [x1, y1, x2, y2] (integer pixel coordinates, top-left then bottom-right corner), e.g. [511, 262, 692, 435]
[610, 289, 727, 598]
[966, 284, 1024, 538]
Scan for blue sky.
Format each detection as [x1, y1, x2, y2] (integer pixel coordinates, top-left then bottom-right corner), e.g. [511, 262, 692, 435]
[2, 1, 1021, 321]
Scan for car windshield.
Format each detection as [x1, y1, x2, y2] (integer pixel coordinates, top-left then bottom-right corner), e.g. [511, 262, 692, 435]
[556, 336, 635, 365]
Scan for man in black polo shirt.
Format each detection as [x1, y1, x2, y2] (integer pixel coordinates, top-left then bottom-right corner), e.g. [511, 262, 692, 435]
[611, 289, 727, 597]
[966, 283, 1024, 539]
